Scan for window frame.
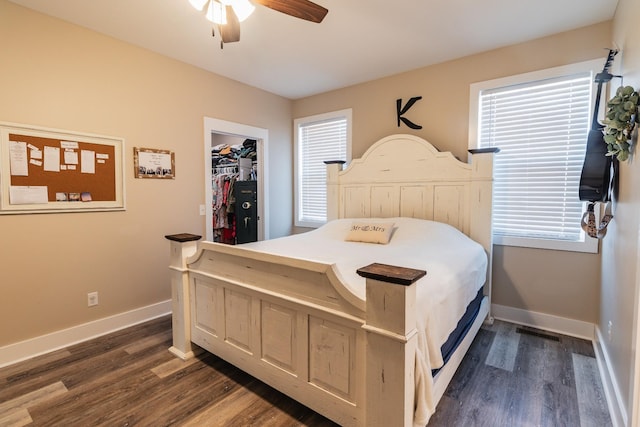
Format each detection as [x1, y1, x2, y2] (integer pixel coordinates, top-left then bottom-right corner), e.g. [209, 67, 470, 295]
[468, 59, 603, 254]
[294, 109, 352, 228]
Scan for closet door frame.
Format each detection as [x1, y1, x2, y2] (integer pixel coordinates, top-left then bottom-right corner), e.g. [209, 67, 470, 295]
[203, 117, 269, 242]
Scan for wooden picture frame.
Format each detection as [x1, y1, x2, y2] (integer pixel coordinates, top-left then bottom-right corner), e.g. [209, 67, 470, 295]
[0, 122, 125, 214]
[133, 147, 175, 179]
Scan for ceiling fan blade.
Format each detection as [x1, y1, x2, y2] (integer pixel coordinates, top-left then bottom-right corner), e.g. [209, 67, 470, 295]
[220, 5, 240, 43]
[253, 0, 328, 23]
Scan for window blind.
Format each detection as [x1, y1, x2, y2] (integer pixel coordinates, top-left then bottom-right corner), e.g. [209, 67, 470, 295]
[297, 117, 347, 225]
[478, 74, 591, 242]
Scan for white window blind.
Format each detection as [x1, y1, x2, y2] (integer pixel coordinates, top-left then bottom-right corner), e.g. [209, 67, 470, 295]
[478, 73, 592, 245]
[295, 111, 350, 227]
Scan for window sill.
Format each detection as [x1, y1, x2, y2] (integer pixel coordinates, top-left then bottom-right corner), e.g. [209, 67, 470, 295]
[494, 235, 598, 254]
[294, 220, 323, 229]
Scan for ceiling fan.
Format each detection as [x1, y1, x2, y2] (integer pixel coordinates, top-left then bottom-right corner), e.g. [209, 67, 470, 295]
[188, 0, 328, 47]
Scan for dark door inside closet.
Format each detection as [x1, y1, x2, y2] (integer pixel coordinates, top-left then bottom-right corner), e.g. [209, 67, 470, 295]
[234, 181, 258, 244]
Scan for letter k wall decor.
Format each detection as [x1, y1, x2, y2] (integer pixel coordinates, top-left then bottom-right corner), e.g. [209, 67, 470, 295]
[396, 96, 423, 129]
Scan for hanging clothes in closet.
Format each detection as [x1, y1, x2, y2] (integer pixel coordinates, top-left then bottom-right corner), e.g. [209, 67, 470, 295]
[211, 139, 257, 244]
[212, 168, 237, 244]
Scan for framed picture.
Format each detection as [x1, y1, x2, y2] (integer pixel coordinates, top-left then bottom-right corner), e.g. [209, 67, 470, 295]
[133, 147, 175, 179]
[0, 122, 125, 214]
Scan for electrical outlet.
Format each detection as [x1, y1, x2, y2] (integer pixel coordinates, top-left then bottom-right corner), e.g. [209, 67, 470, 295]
[88, 291, 99, 307]
[199, 204, 206, 216]
[607, 320, 613, 341]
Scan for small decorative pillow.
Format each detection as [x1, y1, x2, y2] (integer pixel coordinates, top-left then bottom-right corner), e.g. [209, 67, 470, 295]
[345, 221, 395, 244]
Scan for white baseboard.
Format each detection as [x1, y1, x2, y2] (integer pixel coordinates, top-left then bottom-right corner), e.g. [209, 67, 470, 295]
[594, 326, 627, 427]
[0, 300, 171, 369]
[491, 303, 595, 340]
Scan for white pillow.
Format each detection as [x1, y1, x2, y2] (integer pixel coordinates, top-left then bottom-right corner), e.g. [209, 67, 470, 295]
[345, 221, 395, 244]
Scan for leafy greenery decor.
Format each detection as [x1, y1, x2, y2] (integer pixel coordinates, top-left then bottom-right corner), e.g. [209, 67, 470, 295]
[603, 85, 639, 161]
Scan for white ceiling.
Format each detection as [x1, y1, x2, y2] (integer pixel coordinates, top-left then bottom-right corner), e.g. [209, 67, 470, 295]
[9, 0, 619, 99]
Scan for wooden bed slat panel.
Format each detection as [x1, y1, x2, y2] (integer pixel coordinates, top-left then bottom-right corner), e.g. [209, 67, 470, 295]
[433, 185, 465, 231]
[309, 316, 357, 401]
[344, 186, 369, 218]
[224, 289, 253, 353]
[261, 301, 297, 373]
[400, 185, 433, 219]
[370, 186, 399, 218]
[193, 279, 218, 336]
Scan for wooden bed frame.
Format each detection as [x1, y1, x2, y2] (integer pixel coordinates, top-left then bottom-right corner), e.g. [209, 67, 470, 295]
[166, 134, 496, 426]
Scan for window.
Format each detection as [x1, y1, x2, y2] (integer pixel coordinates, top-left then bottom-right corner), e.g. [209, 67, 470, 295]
[469, 60, 601, 253]
[294, 109, 352, 228]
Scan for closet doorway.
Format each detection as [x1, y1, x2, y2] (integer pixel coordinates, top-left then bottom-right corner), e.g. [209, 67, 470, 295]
[203, 117, 269, 243]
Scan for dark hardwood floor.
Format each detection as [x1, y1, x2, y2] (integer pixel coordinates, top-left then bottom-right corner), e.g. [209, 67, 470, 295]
[429, 321, 611, 427]
[0, 315, 611, 426]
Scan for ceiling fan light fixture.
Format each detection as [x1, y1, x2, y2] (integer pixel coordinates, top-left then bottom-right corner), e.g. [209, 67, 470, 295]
[231, 0, 255, 22]
[188, 0, 209, 11]
[190, 0, 326, 47]
[206, 0, 227, 24]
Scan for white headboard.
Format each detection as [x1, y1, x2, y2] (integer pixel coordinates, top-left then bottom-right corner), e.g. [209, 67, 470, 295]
[325, 134, 497, 294]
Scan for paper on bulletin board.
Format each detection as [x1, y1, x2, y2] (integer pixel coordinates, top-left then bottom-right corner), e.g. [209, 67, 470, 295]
[44, 146, 60, 172]
[64, 149, 78, 165]
[81, 150, 95, 174]
[9, 141, 28, 176]
[9, 186, 48, 204]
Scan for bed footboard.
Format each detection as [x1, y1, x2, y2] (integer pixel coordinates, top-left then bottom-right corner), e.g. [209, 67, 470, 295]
[166, 236, 423, 427]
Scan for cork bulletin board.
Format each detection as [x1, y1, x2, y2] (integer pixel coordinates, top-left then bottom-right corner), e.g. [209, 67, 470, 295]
[0, 122, 125, 214]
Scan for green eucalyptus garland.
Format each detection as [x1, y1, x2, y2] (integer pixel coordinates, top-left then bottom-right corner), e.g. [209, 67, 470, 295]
[603, 85, 639, 161]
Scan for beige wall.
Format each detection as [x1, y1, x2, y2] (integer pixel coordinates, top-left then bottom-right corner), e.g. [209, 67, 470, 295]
[295, 22, 612, 162]
[0, 1, 293, 346]
[2, 1, 630, 389]
[293, 22, 612, 324]
[604, 0, 640, 420]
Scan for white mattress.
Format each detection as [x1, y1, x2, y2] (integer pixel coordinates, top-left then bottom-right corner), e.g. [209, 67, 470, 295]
[241, 217, 487, 424]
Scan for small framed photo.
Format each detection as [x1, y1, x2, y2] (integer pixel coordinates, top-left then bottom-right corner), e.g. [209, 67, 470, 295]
[55, 192, 68, 202]
[81, 192, 92, 202]
[134, 147, 175, 179]
[68, 192, 81, 202]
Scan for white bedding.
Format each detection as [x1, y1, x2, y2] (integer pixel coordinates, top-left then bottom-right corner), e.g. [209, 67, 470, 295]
[241, 217, 487, 425]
